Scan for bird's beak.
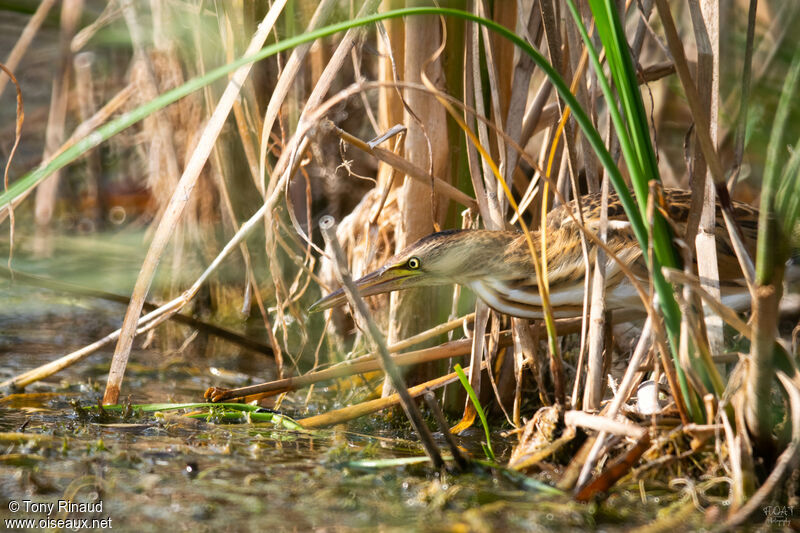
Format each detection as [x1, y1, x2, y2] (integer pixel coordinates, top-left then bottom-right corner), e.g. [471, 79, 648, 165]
[308, 266, 415, 313]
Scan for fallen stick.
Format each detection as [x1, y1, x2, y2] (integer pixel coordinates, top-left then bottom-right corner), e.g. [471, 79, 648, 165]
[207, 316, 587, 402]
[206, 333, 511, 402]
[564, 410, 646, 439]
[298, 361, 487, 429]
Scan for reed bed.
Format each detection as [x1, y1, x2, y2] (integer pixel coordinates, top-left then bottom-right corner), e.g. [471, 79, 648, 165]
[1, 1, 799, 527]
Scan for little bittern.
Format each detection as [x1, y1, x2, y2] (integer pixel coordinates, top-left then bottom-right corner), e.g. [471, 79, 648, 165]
[310, 189, 759, 319]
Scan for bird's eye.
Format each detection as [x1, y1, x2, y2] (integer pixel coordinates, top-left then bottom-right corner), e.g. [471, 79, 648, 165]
[407, 257, 420, 269]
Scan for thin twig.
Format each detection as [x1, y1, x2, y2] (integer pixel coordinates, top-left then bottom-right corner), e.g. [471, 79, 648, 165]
[423, 389, 469, 471]
[333, 124, 477, 209]
[319, 215, 444, 469]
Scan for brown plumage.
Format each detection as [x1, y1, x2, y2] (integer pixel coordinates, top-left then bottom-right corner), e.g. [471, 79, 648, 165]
[310, 189, 759, 319]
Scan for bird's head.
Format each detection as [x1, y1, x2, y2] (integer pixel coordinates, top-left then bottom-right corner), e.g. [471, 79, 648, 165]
[309, 229, 514, 313]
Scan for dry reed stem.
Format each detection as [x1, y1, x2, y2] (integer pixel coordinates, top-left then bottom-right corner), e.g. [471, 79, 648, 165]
[540, 0, 582, 208]
[0, 0, 56, 100]
[512, 316, 542, 424]
[73, 53, 101, 225]
[318, 188, 397, 342]
[686, 0, 724, 356]
[502, 0, 539, 189]
[461, 9, 502, 428]
[0, 83, 136, 224]
[423, 389, 469, 471]
[564, 410, 646, 439]
[463, 301, 490, 427]
[468, 9, 503, 228]
[103, 1, 288, 404]
[720, 398, 748, 511]
[385, 9, 450, 393]
[475, 1, 507, 184]
[33, 0, 83, 236]
[631, 0, 654, 58]
[319, 214, 443, 468]
[70, 1, 120, 53]
[4, 134, 312, 393]
[681, 422, 722, 441]
[387, 312, 475, 353]
[298, 361, 487, 429]
[462, 28, 492, 225]
[257, 0, 338, 196]
[333, 125, 477, 209]
[576, 318, 654, 489]
[565, 8, 598, 195]
[654, 0, 756, 287]
[506, 3, 547, 420]
[584, 175, 610, 411]
[730, 0, 757, 188]
[121, 0, 182, 224]
[207, 332, 510, 402]
[1, 63, 23, 268]
[219, 7, 261, 190]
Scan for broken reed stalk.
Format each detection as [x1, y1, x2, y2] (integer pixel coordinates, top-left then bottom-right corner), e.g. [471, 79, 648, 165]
[686, 0, 724, 357]
[207, 330, 511, 402]
[318, 215, 444, 469]
[563, 411, 645, 440]
[298, 361, 486, 429]
[208, 315, 588, 403]
[333, 124, 477, 210]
